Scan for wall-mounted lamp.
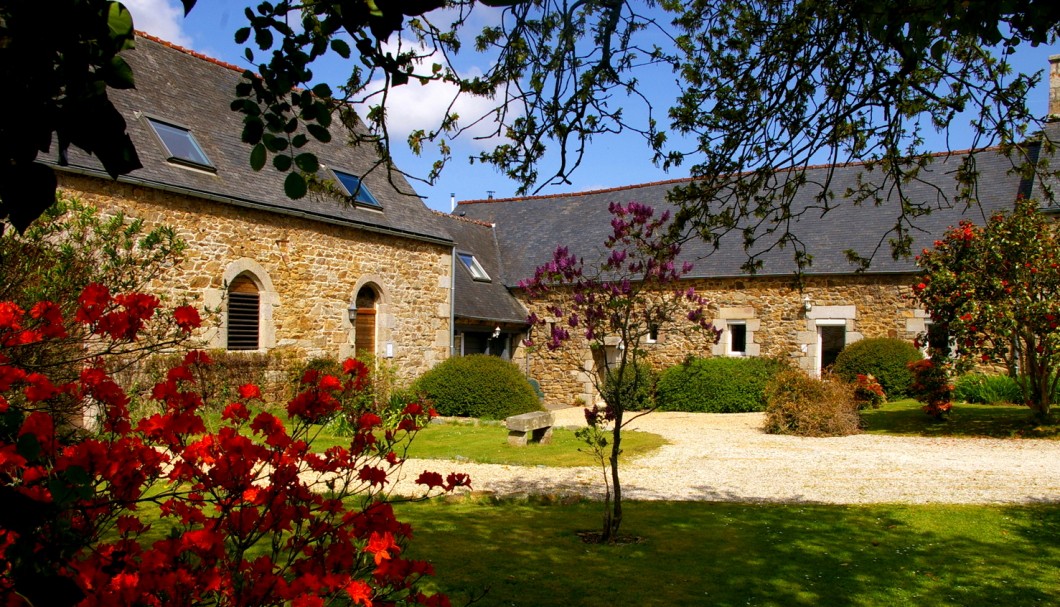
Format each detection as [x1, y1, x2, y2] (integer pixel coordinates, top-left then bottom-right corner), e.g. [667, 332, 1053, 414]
[802, 295, 813, 313]
[347, 303, 358, 322]
[492, 326, 502, 339]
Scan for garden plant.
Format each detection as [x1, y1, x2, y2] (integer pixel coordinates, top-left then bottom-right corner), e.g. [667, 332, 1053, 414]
[913, 196, 1060, 419]
[0, 285, 467, 606]
[520, 201, 719, 542]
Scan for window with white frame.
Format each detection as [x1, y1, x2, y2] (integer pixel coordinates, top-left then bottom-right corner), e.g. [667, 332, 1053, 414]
[645, 324, 660, 344]
[457, 252, 491, 282]
[728, 321, 747, 356]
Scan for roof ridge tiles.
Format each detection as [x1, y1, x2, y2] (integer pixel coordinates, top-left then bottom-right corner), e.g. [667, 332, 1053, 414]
[134, 31, 247, 75]
[456, 145, 1005, 206]
[433, 210, 495, 227]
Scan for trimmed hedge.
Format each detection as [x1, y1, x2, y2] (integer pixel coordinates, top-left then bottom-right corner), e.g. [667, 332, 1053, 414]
[655, 357, 788, 413]
[603, 362, 658, 411]
[832, 338, 923, 400]
[412, 354, 542, 420]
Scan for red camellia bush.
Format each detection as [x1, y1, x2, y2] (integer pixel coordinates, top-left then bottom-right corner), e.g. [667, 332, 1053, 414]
[912, 196, 1060, 419]
[0, 285, 467, 606]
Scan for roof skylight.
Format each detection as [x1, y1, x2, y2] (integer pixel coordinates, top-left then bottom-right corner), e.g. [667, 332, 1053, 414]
[146, 117, 214, 170]
[458, 252, 491, 282]
[333, 170, 381, 207]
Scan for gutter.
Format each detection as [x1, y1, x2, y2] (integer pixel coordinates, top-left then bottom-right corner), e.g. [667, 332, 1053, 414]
[53, 164, 455, 248]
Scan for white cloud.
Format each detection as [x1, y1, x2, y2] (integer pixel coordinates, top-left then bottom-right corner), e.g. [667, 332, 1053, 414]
[124, 0, 191, 47]
[359, 41, 518, 150]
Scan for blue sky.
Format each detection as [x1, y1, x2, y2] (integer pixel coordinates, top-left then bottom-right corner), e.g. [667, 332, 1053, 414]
[125, 0, 1059, 212]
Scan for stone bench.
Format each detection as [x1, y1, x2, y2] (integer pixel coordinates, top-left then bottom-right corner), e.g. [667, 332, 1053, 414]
[505, 411, 555, 446]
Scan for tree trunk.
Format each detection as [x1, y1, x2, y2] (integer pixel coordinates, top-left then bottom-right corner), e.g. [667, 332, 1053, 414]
[603, 413, 623, 542]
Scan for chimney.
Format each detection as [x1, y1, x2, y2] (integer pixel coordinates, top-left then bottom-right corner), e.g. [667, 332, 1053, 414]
[1050, 54, 1060, 122]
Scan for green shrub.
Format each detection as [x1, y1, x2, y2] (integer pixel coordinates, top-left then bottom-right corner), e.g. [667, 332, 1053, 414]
[603, 362, 658, 411]
[655, 357, 788, 413]
[763, 370, 861, 437]
[954, 373, 1024, 405]
[832, 338, 923, 400]
[412, 355, 542, 420]
[527, 378, 545, 401]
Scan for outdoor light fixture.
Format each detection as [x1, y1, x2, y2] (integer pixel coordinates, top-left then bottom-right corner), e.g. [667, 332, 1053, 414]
[492, 326, 502, 339]
[347, 303, 357, 322]
[803, 296, 813, 313]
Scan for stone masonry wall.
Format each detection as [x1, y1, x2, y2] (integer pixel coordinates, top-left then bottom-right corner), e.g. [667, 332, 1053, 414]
[59, 174, 452, 381]
[511, 273, 923, 406]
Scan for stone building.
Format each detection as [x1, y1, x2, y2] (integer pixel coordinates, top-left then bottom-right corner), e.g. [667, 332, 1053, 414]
[45, 34, 455, 381]
[29, 34, 1060, 407]
[454, 54, 1060, 404]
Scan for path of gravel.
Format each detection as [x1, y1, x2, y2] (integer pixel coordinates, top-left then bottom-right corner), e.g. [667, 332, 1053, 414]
[391, 408, 1060, 504]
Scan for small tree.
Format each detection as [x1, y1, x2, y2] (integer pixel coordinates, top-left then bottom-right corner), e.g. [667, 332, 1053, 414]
[912, 196, 1060, 419]
[519, 202, 719, 542]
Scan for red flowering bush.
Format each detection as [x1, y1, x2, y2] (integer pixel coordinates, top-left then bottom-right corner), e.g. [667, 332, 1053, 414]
[908, 359, 954, 419]
[852, 373, 886, 410]
[1, 286, 467, 606]
[913, 196, 1060, 419]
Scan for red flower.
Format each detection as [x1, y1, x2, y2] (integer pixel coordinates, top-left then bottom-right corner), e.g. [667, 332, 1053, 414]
[416, 471, 444, 490]
[238, 383, 262, 400]
[114, 292, 160, 321]
[365, 531, 397, 565]
[319, 374, 342, 391]
[0, 301, 24, 330]
[358, 413, 382, 430]
[76, 283, 111, 323]
[173, 305, 202, 333]
[29, 301, 66, 338]
[345, 580, 374, 606]
[358, 465, 388, 486]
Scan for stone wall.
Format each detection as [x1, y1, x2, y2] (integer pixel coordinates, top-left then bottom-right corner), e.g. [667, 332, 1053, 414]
[512, 273, 924, 405]
[59, 174, 452, 381]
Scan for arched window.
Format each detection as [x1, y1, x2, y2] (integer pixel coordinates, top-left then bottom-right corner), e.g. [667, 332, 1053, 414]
[354, 286, 377, 355]
[227, 273, 260, 350]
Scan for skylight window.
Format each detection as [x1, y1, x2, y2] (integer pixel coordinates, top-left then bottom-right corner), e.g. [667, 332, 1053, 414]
[146, 118, 213, 170]
[458, 252, 490, 282]
[333, 170, 381, 207]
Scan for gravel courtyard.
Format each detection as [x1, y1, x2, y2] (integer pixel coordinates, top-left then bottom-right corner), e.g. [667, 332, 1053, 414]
[392, 408, 1060, 504]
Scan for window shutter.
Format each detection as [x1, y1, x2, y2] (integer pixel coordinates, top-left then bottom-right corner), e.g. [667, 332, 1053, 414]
[227, 276, 260, 350]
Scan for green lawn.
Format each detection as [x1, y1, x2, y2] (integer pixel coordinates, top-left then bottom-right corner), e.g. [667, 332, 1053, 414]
[319, 422, 667, 467]
[861, 399, 1060, 438]
[397, 498, 1060, 607]
[198, 409, 667, 467]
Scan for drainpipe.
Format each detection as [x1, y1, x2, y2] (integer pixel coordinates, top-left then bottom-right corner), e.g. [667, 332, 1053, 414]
[449, 245, 457, 358]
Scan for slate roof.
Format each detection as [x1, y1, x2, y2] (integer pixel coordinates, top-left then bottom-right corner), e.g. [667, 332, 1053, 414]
[1030, 121, 1060, 206]
[437, 213, 528, 325]
[457, 148, 1036, 285]
[47, 34, 452, 246]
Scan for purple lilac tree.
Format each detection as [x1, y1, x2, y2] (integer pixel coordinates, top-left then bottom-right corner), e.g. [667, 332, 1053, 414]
[519, 202, 720, 542]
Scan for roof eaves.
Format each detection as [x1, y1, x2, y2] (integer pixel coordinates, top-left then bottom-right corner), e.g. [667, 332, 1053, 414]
[54, 163, 455, 247]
